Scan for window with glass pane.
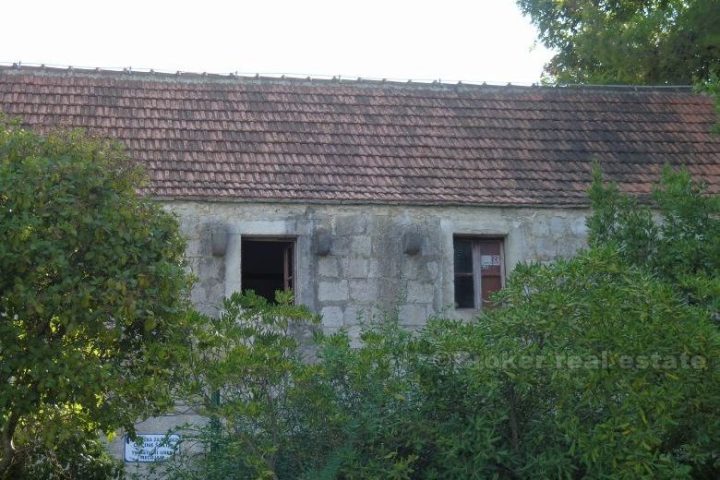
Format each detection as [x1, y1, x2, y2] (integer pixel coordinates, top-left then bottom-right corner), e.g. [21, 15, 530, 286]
[453, 237, 505, 309]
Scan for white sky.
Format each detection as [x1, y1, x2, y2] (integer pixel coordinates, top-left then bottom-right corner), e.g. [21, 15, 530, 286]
[1, 0, 553, 84]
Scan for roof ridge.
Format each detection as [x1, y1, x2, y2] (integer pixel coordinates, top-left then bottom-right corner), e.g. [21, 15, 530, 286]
[0, 62, 696, 94]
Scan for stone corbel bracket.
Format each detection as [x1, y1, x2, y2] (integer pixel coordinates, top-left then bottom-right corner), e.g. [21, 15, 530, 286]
[208, 222, 229, 257]
[314, 228, 332, 256]
[402, 229, 423, 255]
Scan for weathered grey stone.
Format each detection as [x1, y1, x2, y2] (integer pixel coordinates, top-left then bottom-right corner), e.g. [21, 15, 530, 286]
[209, 223, 229, 256]
[402, 230, 423, 255]
[313, 228, 332, 256]
[550, 216, 567, 234]
[162, 202, 589, 327]
[343, 305, 367, 325]
[399, 260, 421, 281]
[407, 281, 434, 304]
[205, 280, 225, 303]
[318, 257, 340, 277]
[368, 257, 400, 278]
[349, 279, 379, 303]
[349, 235, 372, 256]
[377, 277, 405, 305]
[198, 256, 222, 279]
[345, 257, 369, 278]
[224, 232, 241, 298]
[367, 259, 382, 278]
[571, 217, 588, 237]
[399, 304, 429, 326]
[331, 236, 351, 255]
[347, 325, 363, 347]
[178, 217, 201, 239]
[322, 326, 342, 337]
[195, 302, 220, 317]
[320, 306, 344, 328]
[425, 261, 439, 278]
[190, 285, 206, 305]
[239, 220, 290, 235]
[336, 215, 367, 235]
[185, 256, 200, 274]
[318, 280, 349, 302]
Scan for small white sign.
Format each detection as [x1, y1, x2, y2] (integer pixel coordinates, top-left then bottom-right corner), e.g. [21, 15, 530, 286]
[480, 255, 501, 268]
[124, 434, 180, 463]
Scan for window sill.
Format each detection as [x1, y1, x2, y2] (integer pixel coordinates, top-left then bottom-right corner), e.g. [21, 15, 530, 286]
[452, 308, 481, 321]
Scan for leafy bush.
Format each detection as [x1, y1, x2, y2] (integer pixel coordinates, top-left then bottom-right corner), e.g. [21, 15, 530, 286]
[161, 291, 338, 480]
[473, 248, 720, 479]
[0, 118, 192, 478]
[306, 317, 426, 480]
[588, 166, 720, 319]
[308, 250, 720, 479]
[165, 254, 720, 479]
[12, 428, 123, 480]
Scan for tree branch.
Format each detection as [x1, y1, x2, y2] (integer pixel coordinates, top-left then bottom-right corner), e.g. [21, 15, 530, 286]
[0, 410, 20, 478]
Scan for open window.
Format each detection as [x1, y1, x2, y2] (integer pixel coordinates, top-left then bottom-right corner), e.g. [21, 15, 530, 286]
[241, 238, 294, 302]
[453, 237, 505, 309]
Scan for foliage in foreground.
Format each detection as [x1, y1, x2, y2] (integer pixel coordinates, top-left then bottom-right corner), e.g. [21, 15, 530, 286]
[587, 166, 720, 319]
[0, 118, 192, 478]
[155, 291, 334, 480]
[162, 249, 720, 479]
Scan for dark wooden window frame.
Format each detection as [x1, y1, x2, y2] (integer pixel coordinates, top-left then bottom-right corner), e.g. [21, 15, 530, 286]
[453, 235, 506, 310]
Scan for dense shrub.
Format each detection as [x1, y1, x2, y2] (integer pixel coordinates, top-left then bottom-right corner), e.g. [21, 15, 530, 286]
[472, 248, 720, 479]
[159, 291, 339, 480]
[587, 166, 720, 318]
[0, 119, 192, 478]
[307, 250, 720, 479]
[164, 255, 720, 478]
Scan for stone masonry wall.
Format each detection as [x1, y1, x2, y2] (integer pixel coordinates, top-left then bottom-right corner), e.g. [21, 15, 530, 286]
[170, 201, 589, 328]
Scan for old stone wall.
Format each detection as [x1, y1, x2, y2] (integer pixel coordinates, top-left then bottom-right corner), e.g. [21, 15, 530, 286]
[172, 201, 589, 327]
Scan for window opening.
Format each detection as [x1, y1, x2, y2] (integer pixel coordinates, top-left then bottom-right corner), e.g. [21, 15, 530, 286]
[453, 237, 504, 309]
[241, 238, 294, 302]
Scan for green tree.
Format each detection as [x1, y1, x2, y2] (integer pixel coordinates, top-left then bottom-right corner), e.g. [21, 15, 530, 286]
[474, 249, 720, 479]
[517, 0, 720, 85]
[163, 291, 336, 480]
[587, 166, 720, 318]
[0, 118, 192, 478]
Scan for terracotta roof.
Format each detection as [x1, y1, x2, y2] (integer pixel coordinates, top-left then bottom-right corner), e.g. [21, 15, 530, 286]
[1, 65, 719, 207]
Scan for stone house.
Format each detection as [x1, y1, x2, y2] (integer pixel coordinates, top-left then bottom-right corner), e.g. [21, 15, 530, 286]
[2, 65, 720, 464]
[1, 66, 719, 329]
